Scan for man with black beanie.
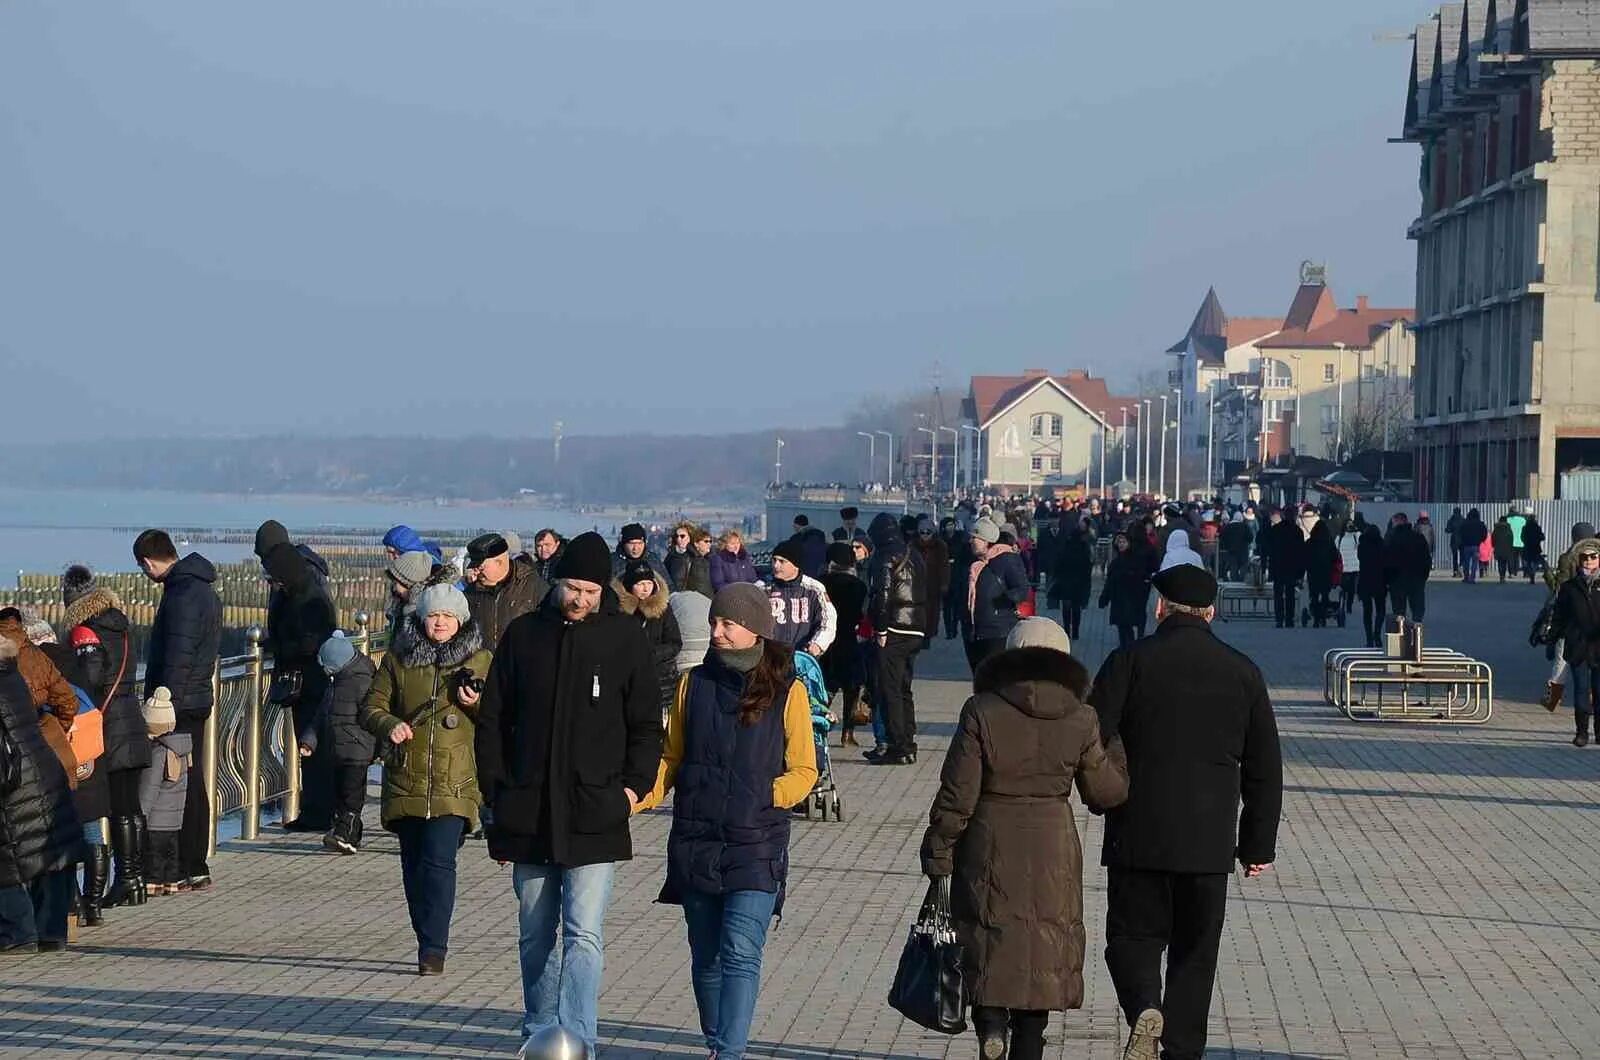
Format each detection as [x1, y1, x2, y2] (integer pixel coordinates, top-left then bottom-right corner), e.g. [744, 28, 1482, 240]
[864, 513, 928, 765]
[475, 531, 662, 1055]
[1088, 564, 1282, 1060]
[612, 523, 671, 586]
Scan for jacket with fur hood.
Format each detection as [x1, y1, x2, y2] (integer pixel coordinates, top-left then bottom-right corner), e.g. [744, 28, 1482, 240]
[64, 587, 146, 774]
[358, 614, 490, 831]
[922, 646, 1128, 1011]
[613, 574, 684, 715]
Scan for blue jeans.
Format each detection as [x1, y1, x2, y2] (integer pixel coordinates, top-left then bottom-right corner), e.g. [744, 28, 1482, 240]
[1571, 664, 1600, 739]
[513, 861, 616, 1049]
[393, 815, 465, 960]
[1463, 553, 1481, 583]
[0, 869, 75, 949]
[681, 888, 779, 1060]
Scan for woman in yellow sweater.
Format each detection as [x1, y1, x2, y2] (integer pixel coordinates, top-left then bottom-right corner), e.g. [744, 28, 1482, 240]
[637, 582, 817, 1060]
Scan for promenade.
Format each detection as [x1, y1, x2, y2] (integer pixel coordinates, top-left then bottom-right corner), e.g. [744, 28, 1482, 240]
[2, 576, 1595, 1059]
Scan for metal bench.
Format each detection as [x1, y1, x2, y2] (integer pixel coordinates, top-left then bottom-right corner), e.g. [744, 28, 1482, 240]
[1322, 644, 1493, 724]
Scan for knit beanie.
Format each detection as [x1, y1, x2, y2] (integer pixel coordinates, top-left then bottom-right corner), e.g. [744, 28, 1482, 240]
[318, 631, 358, 675]
[254, 519, 290, 560]
[61, 564, 96, 606]
[619, 523, 647, 544]
[386, 550, 434, 590]
[144, 687, 177, 737]
[555, 532, 614, 585]
[709, 582, 775, 640]
[826, 542, 856, 569]
[622, 559, 657, 590]
[502, 531, 523, 555]
[771, 539, 806, 571]
[413, 584, 471, 624]
[1006, 616, 1071, 655]
[971, 517, 1001, 544]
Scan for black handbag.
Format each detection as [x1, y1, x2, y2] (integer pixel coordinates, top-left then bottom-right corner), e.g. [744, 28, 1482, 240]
[1530, 593, 1558, 647]
[0, 720, 19, 795]
[888, 876, 967, 1034]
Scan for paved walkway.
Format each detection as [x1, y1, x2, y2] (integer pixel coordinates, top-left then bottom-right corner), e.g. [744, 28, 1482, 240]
[2, 576, 1597, 1058]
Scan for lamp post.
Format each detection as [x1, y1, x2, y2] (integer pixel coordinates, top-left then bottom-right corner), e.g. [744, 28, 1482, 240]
[1333, 341, 1346, 462]
[939, 426, 959, 497]
[1205, 381, 1216, 495]
[855, 430, 875, 482]
[1098, 420, 1108, 497]
[1141, 399, 1152, 494]
[960, 424, 981, 492]
[916, 426, 937, 499]
[1120, 406, 1129, 489]
[1173, 388, 1183, 500]
[1288, 353, 1303, 456]
[875, 430, 895, 488]
[775, 437, 784, 484]
[1159, 394, 1169, 498]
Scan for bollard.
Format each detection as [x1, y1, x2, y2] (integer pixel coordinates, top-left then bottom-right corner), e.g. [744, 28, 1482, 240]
[204, 658, 221, 861]
[353, 611, 370, 657]
[242, 627, 264, 841]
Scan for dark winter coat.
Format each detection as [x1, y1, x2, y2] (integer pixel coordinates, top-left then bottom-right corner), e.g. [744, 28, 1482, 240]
[1445, 510, 1464, 548]
[1265, 518, 1307, 581]
[1089, 613, 1282, 874]
[467, 554, 550, 653]
[264, 541, 338, 729]
[912, 535, 950, 638]
[665, 549, 693, 593]
[0, 640, 83, 888]
[1460, 513, 1490, 549]
[791, 527, 831, 580]
[820, 570, 867, 693]
[1383, 524, 1433, 583]
[710, 547, 759, 592]
[1220, 519, 1252, 563]
[38, 642, 110, 822]
[475, 590, 663, 868]
[1524, 519, 1547, 563]
[922, 647, 1128, 1011]
[970, 549, 1029, 643]
[680, 553, 714, 598]
[867, 517, 929, 636]
[1552, 562, 1600, 665]
[613, 575, 684, 716]
[1098, 549, 1152, 629]
[1305, 522, 1339, 593]
[143, 553, 223, 737]
[63, 588, 145, 775]
[358, 615, 491, 831]
[306, 653, 377, 765]
[612, 547, 671, 589]
[1050, 532, 1094, 610]
[1492, 521, 1515, 562]
[1356, 527, 1387, 598]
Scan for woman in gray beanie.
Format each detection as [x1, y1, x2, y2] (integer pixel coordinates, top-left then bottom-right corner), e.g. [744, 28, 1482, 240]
[358, 582, 491, 975]
[636, 582, 819, 1060]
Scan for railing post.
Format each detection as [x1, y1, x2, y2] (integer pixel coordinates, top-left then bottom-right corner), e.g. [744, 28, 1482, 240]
[242, 627, 263, 841]
[205, 656, 221, 861]
[281, 684, 302, 829]
[353, 611, 370, 656]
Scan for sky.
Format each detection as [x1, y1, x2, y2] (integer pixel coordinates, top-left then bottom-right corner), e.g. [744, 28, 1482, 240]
[0, 0, 1435, 440]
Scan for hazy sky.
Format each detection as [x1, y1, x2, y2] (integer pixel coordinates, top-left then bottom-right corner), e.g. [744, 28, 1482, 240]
[0, 1, 1432, 439]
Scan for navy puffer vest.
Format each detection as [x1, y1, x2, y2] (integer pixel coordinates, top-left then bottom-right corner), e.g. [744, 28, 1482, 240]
[663, 651, 792, 911]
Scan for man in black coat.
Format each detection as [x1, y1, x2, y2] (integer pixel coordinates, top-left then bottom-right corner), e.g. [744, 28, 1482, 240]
[475, 531, 662, 1052]
[1088, 564, 1282, 1060]
[1265, 508, 1307, 628]
[865, 513, 928, 765]
[135, 529, 223, 890]
[466, 532, 552, 651]
[1382, 514, 1433, 621]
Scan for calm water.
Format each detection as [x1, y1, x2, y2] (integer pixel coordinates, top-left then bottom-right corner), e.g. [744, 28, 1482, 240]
[0, 487, 617, 577]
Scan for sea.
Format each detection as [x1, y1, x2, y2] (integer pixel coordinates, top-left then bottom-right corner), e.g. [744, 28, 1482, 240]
[0, 487, 632, 579]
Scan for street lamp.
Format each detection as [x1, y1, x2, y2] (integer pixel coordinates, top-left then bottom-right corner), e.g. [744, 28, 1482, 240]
[1173, 388, 1183, 500]
[1120, 406, 1129, 489]
[1159, 394, 1169, 498]
[960, 424, 981, 492]
[916, 426, 937, 500]
[1333, 341, 1346, 463]
[1141, 399, 1152, 494]
[874, 430, 895, 488]
[1288, 352, 1303, 456]
[775, 437, 784, 484]
[855, 431, 875, 483]
[1205, 381, 1217, 495]
[939, 426, 959, 497]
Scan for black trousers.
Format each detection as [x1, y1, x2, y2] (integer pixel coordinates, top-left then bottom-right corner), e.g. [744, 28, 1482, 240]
[178, 748, 211, 880]
[964, 636, 1005, 674]
[1272, 578, 1299, 626]
[1388, 577, 1426, 622]
[972, 1006, 1048, 1060]
[875, 633, 920, 755]
[334, 763, 368, 816]
[1360, 591, 1387, 644]
[942, 596, 964, 639]
[1105, 868, 1229, 1060]
[108, 766, 145, 818]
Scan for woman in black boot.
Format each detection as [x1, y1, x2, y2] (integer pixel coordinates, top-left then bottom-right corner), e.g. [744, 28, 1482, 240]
[61, 567, 148, 909]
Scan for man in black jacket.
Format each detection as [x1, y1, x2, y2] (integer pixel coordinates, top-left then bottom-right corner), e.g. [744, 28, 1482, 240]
[465, 532, 551, 652]
[865, 513, 927, 765]
[135, 529, 223, 891]
[1382, 513, 1433, 621]
[1088, 564, 1282, 1060]
[1265, 508, 1307, 629]
[475, 532, 662, 1055]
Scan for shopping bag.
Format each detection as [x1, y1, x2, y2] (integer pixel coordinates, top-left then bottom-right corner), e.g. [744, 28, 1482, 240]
[887, 877, 967, 1034]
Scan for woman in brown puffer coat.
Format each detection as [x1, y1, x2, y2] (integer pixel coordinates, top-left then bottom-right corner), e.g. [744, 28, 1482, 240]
[921, 617, 1128, 1060]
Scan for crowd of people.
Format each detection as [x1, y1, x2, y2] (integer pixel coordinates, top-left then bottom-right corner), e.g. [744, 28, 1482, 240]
[0, 497, 1297, 1060]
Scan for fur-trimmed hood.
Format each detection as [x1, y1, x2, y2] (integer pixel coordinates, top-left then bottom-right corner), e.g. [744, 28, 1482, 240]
[62, 586, 126, 631]
[611, 574, 670, 620]
[973, 646, 1091, 719]
[394, 613, 484, 669]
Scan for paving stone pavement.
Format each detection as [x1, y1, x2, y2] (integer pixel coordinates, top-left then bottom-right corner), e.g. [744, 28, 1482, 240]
[2, 575, 1595, 1059]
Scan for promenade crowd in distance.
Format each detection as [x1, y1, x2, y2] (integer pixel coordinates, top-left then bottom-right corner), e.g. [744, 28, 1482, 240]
[17, 488, 1588, 1058]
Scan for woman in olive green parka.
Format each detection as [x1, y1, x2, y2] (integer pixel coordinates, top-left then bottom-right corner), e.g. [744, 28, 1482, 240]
[359, 583, 490, 975]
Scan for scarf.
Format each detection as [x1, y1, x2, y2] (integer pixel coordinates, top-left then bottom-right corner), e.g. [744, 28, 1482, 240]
[968, 542, 1015, 618]
[715, 644, 764, 673]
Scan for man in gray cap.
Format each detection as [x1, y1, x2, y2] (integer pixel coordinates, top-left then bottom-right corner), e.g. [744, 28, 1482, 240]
[1087, 563, 1282, 1060]
[464, 532, 550, 652]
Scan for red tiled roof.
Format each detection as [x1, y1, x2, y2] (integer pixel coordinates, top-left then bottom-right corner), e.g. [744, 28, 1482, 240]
[968, 370, 1140, 427]
[1256, 307, 1414, 350]
[1282, 284, 1339, 331]
[1225, 316, 1283, 347]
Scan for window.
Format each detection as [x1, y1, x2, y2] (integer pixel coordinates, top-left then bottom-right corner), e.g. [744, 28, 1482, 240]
[1263, 359, 1293, 389]
[1030, 413, 1061, 438]
[1031, 455, 1044, 473]
[1047, 455, 1061, 473]
[1323, 363, 1335, 383]
[1320, 405, 1337, 434]
[1361, 363, 1374, 381]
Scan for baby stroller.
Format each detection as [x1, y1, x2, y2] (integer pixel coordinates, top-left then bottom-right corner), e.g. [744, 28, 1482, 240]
[793, 651, 844, 822]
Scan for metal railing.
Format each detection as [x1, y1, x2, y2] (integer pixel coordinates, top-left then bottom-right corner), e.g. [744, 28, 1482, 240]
[201, 611, 388, 857]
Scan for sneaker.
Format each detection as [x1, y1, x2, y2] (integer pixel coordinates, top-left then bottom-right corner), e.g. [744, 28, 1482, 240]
[1122, 1007, 1163, 1060]
[862, 746, 887, 762]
